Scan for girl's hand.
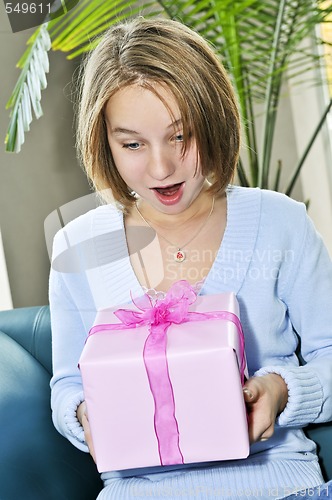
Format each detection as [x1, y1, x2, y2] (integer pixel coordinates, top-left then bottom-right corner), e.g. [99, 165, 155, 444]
[243, 374, 288, 443]
[77, 401, 96, 462]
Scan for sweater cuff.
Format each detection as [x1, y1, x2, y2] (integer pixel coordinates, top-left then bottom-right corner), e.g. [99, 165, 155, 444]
[64, 390, 87, 445]
[254, 365, 323, 426]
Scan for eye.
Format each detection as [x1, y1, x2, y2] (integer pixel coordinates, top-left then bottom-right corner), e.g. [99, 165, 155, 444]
[173, 133, 184, 143]
[122, 142, 141, 150]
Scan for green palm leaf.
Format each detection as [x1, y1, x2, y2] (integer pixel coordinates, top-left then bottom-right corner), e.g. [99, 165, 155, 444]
[5, 0, 332, 196]
[5, 25, 51, 152]
[159, 0, 332, 189]
[47, 0, 159, 58]
[5, 0, 161, 153]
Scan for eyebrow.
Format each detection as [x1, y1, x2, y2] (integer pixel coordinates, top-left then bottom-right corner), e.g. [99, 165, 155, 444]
[111, 118, 183, 136]
[111, 127, 139, 135]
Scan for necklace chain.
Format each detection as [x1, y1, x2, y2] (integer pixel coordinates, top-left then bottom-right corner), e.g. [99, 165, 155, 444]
[135, 196, 215, 263]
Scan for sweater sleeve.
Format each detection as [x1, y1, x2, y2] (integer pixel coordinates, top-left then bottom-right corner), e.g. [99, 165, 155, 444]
[255, 210, 332, 428]
[49, 229, 92, 453]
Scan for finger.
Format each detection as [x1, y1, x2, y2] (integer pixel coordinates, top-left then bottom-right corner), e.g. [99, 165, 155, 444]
[77, 401, 87, 426]
[248, 417, 273, 443]
[257, 425, 274, 442]
[82, 414, 97, 463]
[247, 409, 275, 443]
[243, 378, 261, 403]
[90, 442, 97, 463]
[243, 386, 254, 403]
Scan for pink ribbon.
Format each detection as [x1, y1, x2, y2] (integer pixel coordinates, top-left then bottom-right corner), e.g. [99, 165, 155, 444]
[89, 280, 245, 466]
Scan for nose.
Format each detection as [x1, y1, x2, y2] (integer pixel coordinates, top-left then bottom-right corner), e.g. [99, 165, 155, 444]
[148, 145, 176, 182]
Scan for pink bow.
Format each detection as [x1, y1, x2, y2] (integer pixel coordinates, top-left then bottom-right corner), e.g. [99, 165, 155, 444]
[113, 280, 199, 328]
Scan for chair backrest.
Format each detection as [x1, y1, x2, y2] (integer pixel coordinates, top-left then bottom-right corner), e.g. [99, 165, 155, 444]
[0, 305, 52, 372]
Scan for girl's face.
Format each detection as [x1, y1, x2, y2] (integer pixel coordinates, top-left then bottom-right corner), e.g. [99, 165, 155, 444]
[105, 84, 206, 215]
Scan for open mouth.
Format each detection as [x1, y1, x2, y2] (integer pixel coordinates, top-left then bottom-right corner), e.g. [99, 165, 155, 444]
[151, 182, 184, 205]
[153, 183, 183, 195]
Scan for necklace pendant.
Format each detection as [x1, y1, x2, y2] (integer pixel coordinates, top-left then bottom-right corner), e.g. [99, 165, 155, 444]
[175, 249, 186, 263]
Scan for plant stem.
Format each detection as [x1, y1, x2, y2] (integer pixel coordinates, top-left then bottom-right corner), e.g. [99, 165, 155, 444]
[259, 0, 287, 189]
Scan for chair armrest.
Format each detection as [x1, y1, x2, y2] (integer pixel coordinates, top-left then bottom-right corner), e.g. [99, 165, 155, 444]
[306, 422, 332, 481]
[0, 305, 52, 374]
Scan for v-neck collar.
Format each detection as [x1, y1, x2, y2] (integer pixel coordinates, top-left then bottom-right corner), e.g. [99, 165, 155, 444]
[92, 185, 262, 306]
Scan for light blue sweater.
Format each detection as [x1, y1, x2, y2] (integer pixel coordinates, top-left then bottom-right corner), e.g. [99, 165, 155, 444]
[49, 186, 332, 498]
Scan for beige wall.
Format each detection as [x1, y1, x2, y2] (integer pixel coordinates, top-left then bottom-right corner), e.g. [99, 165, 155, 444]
[1, 9, 331, 308]
[288, 76, 332, 256]
[0, 9, 90, 307]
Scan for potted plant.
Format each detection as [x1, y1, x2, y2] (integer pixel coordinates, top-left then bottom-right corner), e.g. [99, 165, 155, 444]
[5, 0, 332, 196]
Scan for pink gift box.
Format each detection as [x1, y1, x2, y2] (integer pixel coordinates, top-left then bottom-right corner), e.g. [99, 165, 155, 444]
[79, 280, 249, 472]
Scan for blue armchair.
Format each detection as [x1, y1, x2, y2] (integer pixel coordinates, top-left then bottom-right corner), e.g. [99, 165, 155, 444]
[0, 306, 102, 500]
[0, 305, 330, 500]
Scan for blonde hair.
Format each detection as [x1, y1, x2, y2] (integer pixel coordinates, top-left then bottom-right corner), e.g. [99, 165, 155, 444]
[76, 16, 240, 209]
